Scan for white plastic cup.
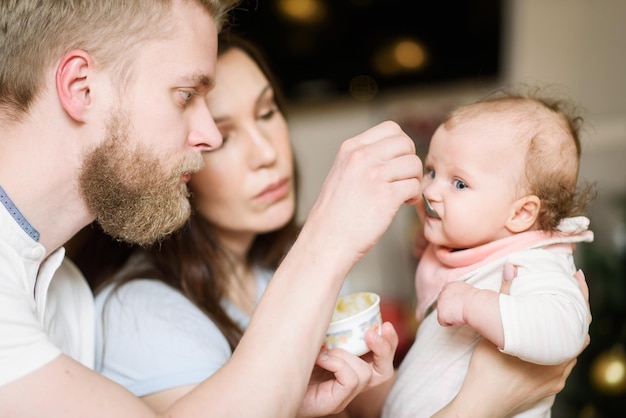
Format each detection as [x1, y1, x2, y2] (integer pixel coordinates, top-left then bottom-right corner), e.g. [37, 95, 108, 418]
[324, 292, 382, 356]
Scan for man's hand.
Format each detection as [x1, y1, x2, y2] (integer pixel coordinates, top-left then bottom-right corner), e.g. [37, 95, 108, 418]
[303, 121, 422, 265]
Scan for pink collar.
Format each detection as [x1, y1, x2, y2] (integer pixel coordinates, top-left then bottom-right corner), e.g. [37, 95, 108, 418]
[415, 217, 594, 320]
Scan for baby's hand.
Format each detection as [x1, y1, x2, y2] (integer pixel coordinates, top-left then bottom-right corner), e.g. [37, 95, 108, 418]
[436, 281, 479, 326]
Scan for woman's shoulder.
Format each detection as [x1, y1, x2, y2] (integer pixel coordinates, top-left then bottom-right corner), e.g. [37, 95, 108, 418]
[94, 278, 190, 317]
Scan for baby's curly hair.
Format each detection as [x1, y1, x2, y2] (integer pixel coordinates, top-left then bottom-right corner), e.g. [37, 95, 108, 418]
[447, 85, 596, 232]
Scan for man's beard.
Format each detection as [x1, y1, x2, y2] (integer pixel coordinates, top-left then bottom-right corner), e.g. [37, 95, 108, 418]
[79, 111, 204, 246]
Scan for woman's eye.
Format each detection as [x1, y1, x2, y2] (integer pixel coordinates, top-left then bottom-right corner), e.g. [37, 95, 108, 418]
[259, 107, 277, 121]
[217, 128, 231, 145]
[453, 179, 468, 190]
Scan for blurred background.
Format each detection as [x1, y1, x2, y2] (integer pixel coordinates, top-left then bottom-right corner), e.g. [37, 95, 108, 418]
[229, 0, 626, 416]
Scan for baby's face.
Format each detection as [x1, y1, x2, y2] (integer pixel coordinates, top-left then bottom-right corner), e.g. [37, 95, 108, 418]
[419, 115, 526, 250]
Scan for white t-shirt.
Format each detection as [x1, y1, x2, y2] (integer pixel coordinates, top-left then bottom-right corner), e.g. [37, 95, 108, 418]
[0, 190, 94, 387]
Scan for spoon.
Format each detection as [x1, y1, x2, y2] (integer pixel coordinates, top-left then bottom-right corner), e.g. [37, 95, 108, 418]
[423, 194, 440, 219]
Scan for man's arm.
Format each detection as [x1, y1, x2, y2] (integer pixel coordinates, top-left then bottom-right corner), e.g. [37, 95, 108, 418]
[0, 121, 422, 418]
[192, 121, 421, 418]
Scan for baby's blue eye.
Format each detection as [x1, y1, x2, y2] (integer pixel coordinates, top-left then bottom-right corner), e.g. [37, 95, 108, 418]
[427, 169, 435, 179]
[453, 179, 468, 190]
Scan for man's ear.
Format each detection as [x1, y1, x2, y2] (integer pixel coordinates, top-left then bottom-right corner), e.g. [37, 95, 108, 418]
[56, 50, 93, 122]
[506, 195, 540, 233]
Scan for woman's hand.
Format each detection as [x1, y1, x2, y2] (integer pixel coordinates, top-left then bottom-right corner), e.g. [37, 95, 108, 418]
[359, 322, 399, 390]
[297, 322, 398, 417]
[437, 337, 586, 418]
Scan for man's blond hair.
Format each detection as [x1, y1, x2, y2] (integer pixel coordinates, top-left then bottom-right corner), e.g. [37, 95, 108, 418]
[0, 0, 240, 122]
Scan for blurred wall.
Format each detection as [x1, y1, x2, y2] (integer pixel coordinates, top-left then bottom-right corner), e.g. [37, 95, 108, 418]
[287, 0, 626, 302]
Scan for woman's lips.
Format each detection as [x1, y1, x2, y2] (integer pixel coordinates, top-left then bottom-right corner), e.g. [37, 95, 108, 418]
[255, 178, 289, 202]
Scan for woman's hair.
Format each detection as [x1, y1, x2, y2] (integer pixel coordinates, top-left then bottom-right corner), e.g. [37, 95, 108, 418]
[0, 0, 239, 122]
[88, 33, 301, 350]
[217, 32, 290, 115]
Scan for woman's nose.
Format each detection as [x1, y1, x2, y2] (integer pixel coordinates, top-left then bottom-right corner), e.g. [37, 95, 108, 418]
[246, 126, 278, 168]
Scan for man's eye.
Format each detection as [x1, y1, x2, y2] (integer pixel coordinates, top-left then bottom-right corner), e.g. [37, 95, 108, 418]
[180, 90, 196, 102]
[453, 179, 468, 190]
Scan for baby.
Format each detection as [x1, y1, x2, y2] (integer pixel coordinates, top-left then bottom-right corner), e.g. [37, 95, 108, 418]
[383, 87, 594, 417]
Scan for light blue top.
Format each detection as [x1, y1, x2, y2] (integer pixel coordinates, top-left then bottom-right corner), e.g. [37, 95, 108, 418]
[94, 260, 271, 396]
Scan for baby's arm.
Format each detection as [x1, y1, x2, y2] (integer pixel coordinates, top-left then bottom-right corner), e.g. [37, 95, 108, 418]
[438, 253, 589, 364]
[436, 274, 507, 348]
[433, 269, 590, 417]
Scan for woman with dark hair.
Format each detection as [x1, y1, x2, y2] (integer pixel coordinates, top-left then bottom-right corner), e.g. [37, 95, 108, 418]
[92, 34, 399, 416]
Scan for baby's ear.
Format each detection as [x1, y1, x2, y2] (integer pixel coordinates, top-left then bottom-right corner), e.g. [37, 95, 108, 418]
[506, 195, 540, 233]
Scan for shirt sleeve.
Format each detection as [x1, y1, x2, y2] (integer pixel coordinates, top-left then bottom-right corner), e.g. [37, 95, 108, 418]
[0, 244, 61, 387]
[95, 279, 232, 397]
[499, 249, 589, 365]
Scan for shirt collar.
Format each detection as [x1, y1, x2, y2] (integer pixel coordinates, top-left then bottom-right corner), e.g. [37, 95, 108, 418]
[0, 185, 40, 241]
